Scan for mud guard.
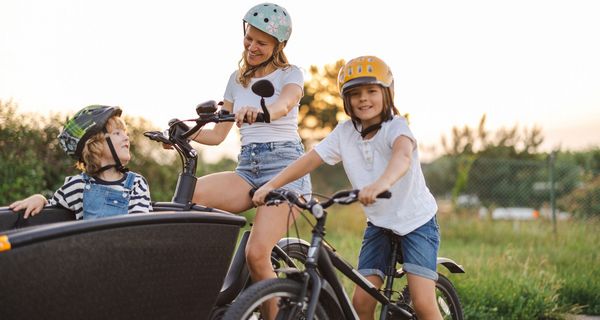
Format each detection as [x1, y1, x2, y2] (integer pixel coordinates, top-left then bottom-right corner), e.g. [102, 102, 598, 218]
[276, 237, 311, 250]
[437, 256, 465, 273]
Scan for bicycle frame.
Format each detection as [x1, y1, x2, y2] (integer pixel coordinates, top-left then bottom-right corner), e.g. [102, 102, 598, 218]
[293, 210, 413, 320]
[265, 189, 465, 320]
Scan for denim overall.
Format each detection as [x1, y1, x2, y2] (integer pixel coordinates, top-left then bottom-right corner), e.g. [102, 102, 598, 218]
[82, 172, 135, 220]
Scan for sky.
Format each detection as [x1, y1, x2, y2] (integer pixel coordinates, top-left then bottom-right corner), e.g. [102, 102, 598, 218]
[1, 0, 599, 162]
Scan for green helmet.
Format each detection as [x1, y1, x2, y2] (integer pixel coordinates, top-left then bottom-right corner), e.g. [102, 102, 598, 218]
[243, 3, 292, 43]
[58, 105, 122, 159]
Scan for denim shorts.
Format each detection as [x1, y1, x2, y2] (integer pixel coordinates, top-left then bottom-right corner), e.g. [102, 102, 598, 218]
[235, 141, 312, 196]
[357, 216, 440, 281]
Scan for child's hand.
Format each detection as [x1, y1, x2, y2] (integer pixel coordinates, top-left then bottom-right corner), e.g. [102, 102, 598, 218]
[252, 184, 275, 207]
[358, 182, 390, 205]
[9, 194, 48, 219]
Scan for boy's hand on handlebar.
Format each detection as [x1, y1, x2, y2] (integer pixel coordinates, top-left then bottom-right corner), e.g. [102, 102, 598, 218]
[235, 106, 262, 127]
[359, 182, 391, 205]
[9, 194, 48, 219]
[252, 184, 275, 207]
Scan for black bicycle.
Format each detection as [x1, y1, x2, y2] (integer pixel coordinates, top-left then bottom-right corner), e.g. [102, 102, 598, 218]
[0, 79, 310, 319]
[223, 189, 465, 320]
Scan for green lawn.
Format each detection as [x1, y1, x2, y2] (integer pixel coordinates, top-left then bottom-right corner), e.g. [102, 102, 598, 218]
[273, 204, 600, 319]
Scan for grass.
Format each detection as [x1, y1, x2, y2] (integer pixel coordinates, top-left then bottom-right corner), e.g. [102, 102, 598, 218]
[272, 203, 600, 319]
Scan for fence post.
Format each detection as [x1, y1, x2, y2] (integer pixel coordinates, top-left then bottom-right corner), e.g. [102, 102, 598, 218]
[548, 151, 557, 235]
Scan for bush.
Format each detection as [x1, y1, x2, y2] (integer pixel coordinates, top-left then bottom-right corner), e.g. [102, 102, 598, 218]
[558, 175, 600, 218]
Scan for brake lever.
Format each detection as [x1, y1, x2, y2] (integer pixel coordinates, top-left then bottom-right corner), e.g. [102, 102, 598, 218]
[143, 131, 171, 145]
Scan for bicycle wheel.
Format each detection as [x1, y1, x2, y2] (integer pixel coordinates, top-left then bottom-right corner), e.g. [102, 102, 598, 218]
[272, 241, 309, 272]
[222, 278, 329, 320]
[434, 274, 463, 320]
[396, 273, 463, 320]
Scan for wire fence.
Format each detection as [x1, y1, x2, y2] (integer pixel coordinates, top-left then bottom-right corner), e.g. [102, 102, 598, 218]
[423, 153, 600, 224]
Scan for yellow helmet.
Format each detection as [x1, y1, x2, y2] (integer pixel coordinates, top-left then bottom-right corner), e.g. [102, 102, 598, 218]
[337, 56, 394, 96]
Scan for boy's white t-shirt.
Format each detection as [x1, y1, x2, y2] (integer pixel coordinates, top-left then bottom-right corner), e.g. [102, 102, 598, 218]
[314, 116, 437, 235]
[224, 65, 303, 145]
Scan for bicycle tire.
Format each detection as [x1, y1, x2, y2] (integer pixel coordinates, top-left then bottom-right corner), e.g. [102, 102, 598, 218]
[395, 273, 463, 320]
[222, 278, 329, 320]
[434, 274, 463, 320]
[273, 241, 309, 272]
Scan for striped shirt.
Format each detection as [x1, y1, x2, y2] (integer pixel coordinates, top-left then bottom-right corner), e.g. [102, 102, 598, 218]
[49, 172, 152, 220]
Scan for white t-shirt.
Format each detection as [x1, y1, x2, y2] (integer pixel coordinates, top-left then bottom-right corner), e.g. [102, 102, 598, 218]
[314, 116, 437, 235]
[224, 65, 304, 145]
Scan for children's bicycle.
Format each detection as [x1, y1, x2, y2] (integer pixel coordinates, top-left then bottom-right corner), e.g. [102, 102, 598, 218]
[222, 188, 465, 320]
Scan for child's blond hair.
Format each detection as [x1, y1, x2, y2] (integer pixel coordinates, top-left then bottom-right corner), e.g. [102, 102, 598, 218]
[76, 116, 127, 175]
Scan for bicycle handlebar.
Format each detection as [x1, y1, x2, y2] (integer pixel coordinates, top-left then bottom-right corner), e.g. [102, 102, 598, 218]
[263, 189, 391, 218]
[179, 109, 268, 140]
[145, 78, 275, 159]
[143, 107, 268, 150]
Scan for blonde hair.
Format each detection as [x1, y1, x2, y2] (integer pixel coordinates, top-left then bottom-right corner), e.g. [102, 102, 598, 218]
[237, 33, 289, 87]
[75, 116, 127, 175]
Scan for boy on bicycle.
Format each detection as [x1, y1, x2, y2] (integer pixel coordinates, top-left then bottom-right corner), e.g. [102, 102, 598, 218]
[252, 56, 443, 319]
[10, 105, 152, 220]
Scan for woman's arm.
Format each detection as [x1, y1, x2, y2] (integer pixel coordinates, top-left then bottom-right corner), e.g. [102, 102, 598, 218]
[264, 83, 303, 120]
[236, 83, 303, 125]
[191, 100, 235, 145]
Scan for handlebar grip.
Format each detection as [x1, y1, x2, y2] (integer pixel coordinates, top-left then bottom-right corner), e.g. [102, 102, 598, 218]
[254, 113, 267, 123]
[377, 191, 392, 199]
[143, 131, 171, 145]
[168, 118, 191, 138]
[264, 188, 296, 204]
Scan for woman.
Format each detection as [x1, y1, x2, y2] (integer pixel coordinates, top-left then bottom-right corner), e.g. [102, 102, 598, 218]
[189, 1, 311, 307]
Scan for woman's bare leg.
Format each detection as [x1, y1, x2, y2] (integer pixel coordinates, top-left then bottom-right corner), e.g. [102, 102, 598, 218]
[192, 171, 253, 212]
[246, 204, 298, 319]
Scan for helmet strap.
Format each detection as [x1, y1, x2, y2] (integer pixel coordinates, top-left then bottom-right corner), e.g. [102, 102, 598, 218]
[360, 123, 382, 138]
[345, 88, 395, 139]
[102, 128, 129, 173]
[243, 56, 274, 78]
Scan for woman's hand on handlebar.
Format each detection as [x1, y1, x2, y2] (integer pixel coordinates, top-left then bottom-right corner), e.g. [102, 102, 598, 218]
[252, 183, 276, 207]
[359, 181, 392, 206]
[235, 106, 264, 127]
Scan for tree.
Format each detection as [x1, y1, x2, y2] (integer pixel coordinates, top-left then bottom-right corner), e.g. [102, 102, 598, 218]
[298, 60, 346, 149]
[425, 114, 550, 208]
[440, 114, 544, 158]
[1, 100, 76, 203]
[0, 101, 188, 204]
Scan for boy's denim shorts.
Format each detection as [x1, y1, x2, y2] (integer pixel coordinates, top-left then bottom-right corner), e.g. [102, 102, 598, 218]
[235, 140, 312, 196]
[357, 216, 440, 281]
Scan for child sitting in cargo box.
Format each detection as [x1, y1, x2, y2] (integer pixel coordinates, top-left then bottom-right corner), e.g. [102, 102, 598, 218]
[9, 105, 151, 220]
